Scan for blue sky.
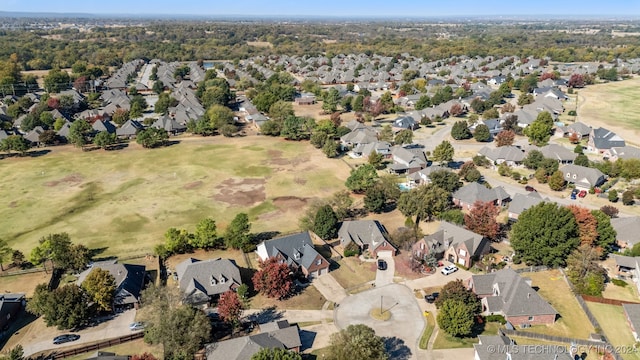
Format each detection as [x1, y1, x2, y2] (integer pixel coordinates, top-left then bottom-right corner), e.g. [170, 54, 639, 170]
[0, 0, 638, 17]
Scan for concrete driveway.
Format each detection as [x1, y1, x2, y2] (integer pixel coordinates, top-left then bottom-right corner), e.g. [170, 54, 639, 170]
[335, 283, 424, 360]
[375, 253, 395, 287]
[405, 267, 472, 291]
[22, 309, 137, 357]
[313, 273, 348, 304]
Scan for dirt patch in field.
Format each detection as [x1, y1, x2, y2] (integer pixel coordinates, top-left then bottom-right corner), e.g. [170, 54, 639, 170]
[8, 201, 17, 208]
[43, 173, 83, 187]
[183, 181, 203, 190]
[273, 196, 309, 211]
[213, 178, 266, 207]
[294, 177, 307, 185]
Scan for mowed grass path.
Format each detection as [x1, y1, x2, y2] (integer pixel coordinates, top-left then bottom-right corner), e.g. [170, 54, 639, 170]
[0, 136, 350, 257]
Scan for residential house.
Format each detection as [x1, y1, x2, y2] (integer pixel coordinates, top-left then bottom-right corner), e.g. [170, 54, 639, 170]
[469, 268, 557, 326]
[77, 260, 146, 309]
[340, 126, 378, 150]
[23, 126, 45, 145]
[388, 145, 427, 174]
[411, 221, 490, 268]
[511, 108, 539, 129]
[605, 146, 640, 161]
[175, 258, 242, 306]
[507, 192, 548, 221]
[406, 165, 451, 187]
[204, 320, 301, 360]
[559, 164, 606, 190]
[611, 217, 640, 248]
[623, 304, 640, 342]
[116, 119, 144, 138]
[452, 182, 511, 209]
[474, 334, 572, 360]
[533, 86, 569, 100]
[152, 115, 187, 134]
[471, 119, 503, 136]
[0, 293, 25, 330]
[338, 220, 397, 257]
[92, 120, 117, 134]
[478, 146, 525, 167]
[352, 141, 392, 159]
[391, 116, 418, 132]
[555, 121, 591, 140]
[530, 144, 577, 164]
[587, 127, 625, 153]
[256, 232, 330, 278]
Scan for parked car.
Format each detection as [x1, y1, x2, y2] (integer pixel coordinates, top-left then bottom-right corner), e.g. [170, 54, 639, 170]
[578, 190, 587, 198]
[129, 322, 145, 331]
[525, 185, 536, 192]
[441, 265, 458, 275]
[53, 334, 80, 345]
[377, 259, 387, 271]
[571, 188, 579, 200]
[425, 292, 440, 303]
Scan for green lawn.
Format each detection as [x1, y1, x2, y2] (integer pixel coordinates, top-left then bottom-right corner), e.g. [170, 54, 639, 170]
[432, 322, 501, 349]
[0, 136, 350, 258]
[419, 312, 435, 349]
[519, 270, 595, 339]
[587, 302, 640, 360]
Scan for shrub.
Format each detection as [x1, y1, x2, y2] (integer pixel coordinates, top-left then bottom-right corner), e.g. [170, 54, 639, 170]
[343, 242, 360, 257]
[623, 190, 635, 206]
[611, 278, 628, 287]
[511, 172, 522, 181]
[485, 314, 507, 324]
[568, 110, 577, 116]
[608, 189, 619, 203]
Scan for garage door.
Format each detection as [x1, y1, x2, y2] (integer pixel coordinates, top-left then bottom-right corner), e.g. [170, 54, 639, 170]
[377, 251, 393, 258]
[309, 271, 318, 279]
[318, 267, 327, 276]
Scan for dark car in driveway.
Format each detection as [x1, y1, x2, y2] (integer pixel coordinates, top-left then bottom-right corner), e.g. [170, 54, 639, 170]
[53, 334, 80, 345]
[424, 292, 440, 303]
[377, 259, 387, 271]
[525, 185, 536, 192]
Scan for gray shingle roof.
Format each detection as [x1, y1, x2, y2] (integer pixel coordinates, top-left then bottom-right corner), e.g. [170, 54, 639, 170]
[560, 164, 605, 188]
[421, 221, 487, 257]
[453, 182, 511, 205]
[592, 127, 625, 150]
[508, 192, 548, 218]
[611, 217, 640, 247]
[77, 261, 146, 305]
[257, 232, 325, 271]
[623, 304, 640, 334]
[338, 220, 395, 253]
[175, 258, 241, 303]
[535, 144, 577, 162]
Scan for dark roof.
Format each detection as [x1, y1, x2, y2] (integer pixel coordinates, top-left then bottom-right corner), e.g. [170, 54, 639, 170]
[611, 217, 640, 246]
[508, 192, 548, 218]
[77, 261, 146, 305]
[592, 127, 625, 150]
[257, 232, 325, 271]
[175, 258, 242, 304]
[623, 304, 640, 333]
[421, 221, 487, 257]
[92, 120, 117, 134]
[338, 220, 395, 252]
[452, 182, 511, 205]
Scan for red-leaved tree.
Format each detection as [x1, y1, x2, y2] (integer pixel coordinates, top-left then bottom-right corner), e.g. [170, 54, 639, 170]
[567, 205, 598, 246]
[47, 97, 60, 110]
[131, 353, 158, 360]
[449, 103, 464, 117]
[252, 257, 294, 300]
[568, 133, 579, 144]
[568, 74, 585, 88]
[464, 201, 500, 240]
[218, 290, 243, 327]
[494, 130, 515, 147]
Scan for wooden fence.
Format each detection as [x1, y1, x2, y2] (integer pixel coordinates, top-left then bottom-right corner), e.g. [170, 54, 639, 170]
[29, 332, 143, 360]
[582, 294, 640, 306]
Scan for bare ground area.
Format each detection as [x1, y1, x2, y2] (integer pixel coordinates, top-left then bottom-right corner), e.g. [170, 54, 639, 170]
[213, 178, 267, 207]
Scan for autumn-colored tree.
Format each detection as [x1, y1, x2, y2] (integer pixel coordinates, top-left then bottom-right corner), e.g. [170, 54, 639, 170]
[539, 72, 556, 81]
[252, 257, 294, 300]
[449, 103, 464, 117]
[600, 205, 619, 218]
[494, 130, 515, 147]
[81, 267, 116, 312]
[501, 103, 515, 114]
[568, 132, 579, 144]
[131, 353, 158, 360]
[218, 290, 243, 328]
[464, 201, 500, 241]
[567, 205, 598, 246]
[568, 74, 585, 88]
[47, 97, 60, 109]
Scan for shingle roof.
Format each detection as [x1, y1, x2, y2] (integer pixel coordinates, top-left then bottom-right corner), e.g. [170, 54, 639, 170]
[175, 258, 241, 303]
[77, 261, 146, 305]
[623, 304, 640, 333]
[611, 217, 640, 246]
[592, 127, 625, 150]
[560, 164, 605, 188]
[452, 182, 510, 205]
[479, 146, 526, 163]
[536, 144, 577, 162]
[508, 192, 548, 218]
[421, 221, 487, 257]
[338, 220, 395, 253]
[258, 232, 324, 271]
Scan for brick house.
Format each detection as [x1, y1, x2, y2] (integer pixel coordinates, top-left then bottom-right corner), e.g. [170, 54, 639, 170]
[468, 268, 557, 326]
[412, 221, 490, 268]
[256, 232, 330, 279]
[338, 220, 397, 257]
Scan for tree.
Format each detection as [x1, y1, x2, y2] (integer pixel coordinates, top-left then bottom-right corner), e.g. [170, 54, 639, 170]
[251, 348, 302, 360]
[591, 210, 617, 255]
[68, 120, 93, 147]
[111, 108, 130, 126]
[152, 80, 165, 94]
[437, 299, 475, 337]
[394, 129, 413, 145]
[623, 190, 635, 205]
[449, 103, 464, 117]
[600, 205, 619, 218]
[608, 189, 619, 203]
[432, 140, 454, 164]
[621, 159, 640, 180]
[329, 190, 354, 221]
[524, 118, 552, 146]
[154, 93, 178, 114]
[0, 238, 13, 271]
[281, 116, 305, 140]
[368, 151, 384, 169]
[574, 154, 589, 167]
[220, 124, 238, 137]
[43, 68, 71, 93]
[252, 257, 294, 300]
[451, 121, 472, 140]
[225, 213, 252, 250]
[322, 140, 339, 158]
[1, 135, 31, 155]
[137, 128, 168, 148]
[364, 184, 387, 213]
[131, 353, 158, 360]
[494, 130, 515, 147]
[523, 150, 544, 169]
[345, 164, 378, 193]
[566, 244, 606, 296]
[217, 290, 243, 329]
[93, 131, 117, 149]
[268, 101, 294, 123]
[567, 205, 598, 246]
[141, 286, 211, 360]
[3, 345, 24, 360]
[323, 88, 341, 114]
[30, 233, 90, 271]
[398, 184, 451, 228]
[473, 124, 491, 142]
[434, 279, 481, 313]
[465, 201, 500, 240]
[192, 218, 221, 249]
[314, 205, 339, 240]
[482, 108, 499, 120]
[326, 324, 388, 360]
[378, 124, 394, 143]
[429, 169, 461, 192]
[11, 250, 25, 269]
[27, 284, 91, 330]
[569, 74, 585, 88]
[517, 93, 534, 106]
[510, 202, 579, 267]
[548, 170, 567, 191]
[81, 268, 116, 312]
[207, 104, 235, 130]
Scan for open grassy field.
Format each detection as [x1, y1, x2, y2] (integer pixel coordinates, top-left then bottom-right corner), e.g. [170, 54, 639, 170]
[578, 76, 640, 146]
[586, 302, 640, 360]
[519, 270, 595, 339]
[0, 136, 350, 258]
